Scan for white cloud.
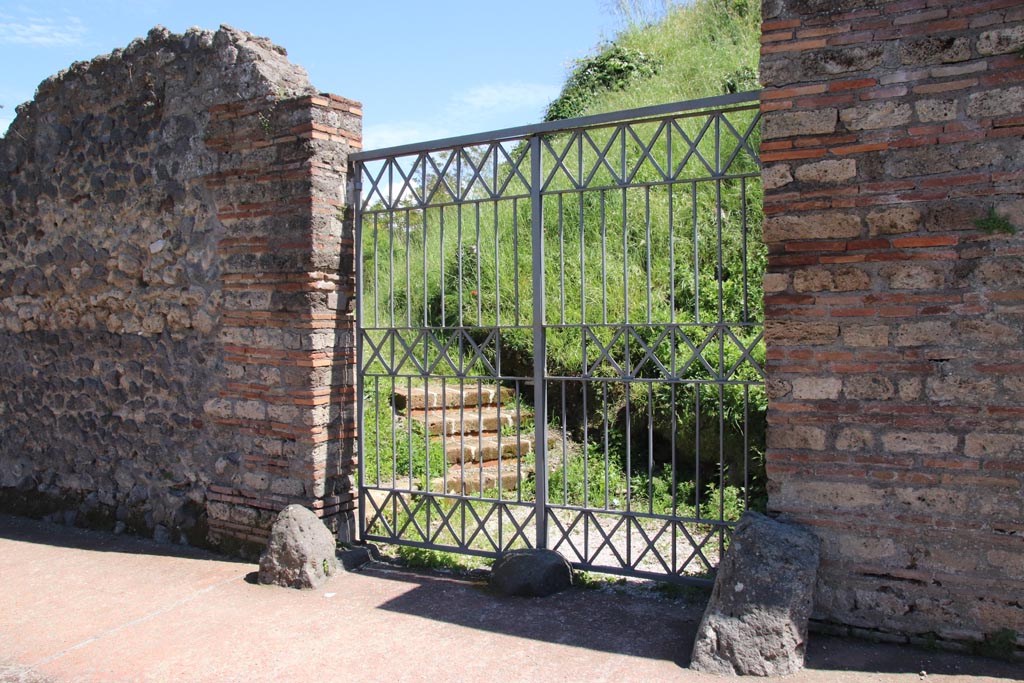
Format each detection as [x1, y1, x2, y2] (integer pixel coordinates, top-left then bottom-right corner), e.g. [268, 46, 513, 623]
[361, 82, 557, 153]
[362, 122, 454, 153]
[454, 82, 558, 113]
[0, 13, 86, 46]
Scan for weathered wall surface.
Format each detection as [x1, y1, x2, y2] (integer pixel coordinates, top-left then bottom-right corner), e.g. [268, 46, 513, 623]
[761, 0, 1023, 651]
[0, 26, 360, 556]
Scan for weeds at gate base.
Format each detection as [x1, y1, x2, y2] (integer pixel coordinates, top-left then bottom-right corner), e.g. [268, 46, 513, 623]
[363, 389, 753, 527]
[973, 629, 1020, 662]
[392, 546, 491, 574]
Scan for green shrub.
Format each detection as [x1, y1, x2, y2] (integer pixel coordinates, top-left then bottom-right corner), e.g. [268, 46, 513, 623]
[544, 44, 660, 122]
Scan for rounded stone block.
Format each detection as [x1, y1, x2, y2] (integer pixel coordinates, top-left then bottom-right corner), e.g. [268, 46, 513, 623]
[489, 549, 573, 598]
[258, 504, 339, 589]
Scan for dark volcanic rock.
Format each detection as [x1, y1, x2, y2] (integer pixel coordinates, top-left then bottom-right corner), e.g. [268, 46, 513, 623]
[258, 505, 339, 589]
[490, 549, 573, 598]
[690, 511, 821, 677]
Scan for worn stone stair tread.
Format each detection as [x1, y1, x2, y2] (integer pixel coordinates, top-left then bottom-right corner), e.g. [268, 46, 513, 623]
[408, 407, 532, 436]
[393, 385, 513, 411]
[441, 432, 535, 464]
[431, 461, 535, 495]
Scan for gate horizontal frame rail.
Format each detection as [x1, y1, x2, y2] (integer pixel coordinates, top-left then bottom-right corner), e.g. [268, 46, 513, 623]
[353, 90, 764, 585]
[350, 91, 759, 165]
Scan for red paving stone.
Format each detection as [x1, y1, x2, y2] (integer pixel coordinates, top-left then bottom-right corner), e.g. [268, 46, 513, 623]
[0, 514, 1020, 683]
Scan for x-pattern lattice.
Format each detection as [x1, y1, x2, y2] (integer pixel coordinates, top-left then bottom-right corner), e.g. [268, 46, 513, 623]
[579, 324, 763, 381]
[362, 489, 536, 555]
[361, 142, 532, 211]
[546, 509, 722, 576]
[361, 328, 501, 378]
[539, 109, 761, 192]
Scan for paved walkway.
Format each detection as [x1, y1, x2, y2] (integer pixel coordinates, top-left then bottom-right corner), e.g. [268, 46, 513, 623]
[0, 513, 1019, 683]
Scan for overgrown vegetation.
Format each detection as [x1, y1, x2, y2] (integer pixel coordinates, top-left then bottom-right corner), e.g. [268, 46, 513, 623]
[544, 44, 661, 122]
[975, 207, 1018, 235]
[973, 628, 1019, 662]
[360, 0, 764, 534]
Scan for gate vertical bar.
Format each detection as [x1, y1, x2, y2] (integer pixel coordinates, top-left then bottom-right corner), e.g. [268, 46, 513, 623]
[530, 133, 548, 549]
[353, 160, 366, 541]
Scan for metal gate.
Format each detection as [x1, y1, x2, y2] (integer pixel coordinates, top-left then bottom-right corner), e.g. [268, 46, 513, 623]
[352, 92, 764, 584]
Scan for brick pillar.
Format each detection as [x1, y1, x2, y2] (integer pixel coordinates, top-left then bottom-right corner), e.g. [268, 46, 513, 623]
[760, 0, 1023, 649]
[201, 94, 361, 556]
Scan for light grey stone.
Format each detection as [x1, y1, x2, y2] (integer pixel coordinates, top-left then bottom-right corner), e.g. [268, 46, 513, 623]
[258, 504, 339, 589]
[690, 511, 821, 677]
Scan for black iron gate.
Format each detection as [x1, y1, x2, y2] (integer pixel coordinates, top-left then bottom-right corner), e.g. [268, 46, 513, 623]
[352, 92, 764, 584]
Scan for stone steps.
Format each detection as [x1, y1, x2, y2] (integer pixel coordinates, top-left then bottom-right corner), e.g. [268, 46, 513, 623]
[442, 433, 537, 464]
[392, 385, 513, 411]
[392, 383, 535, 493]
[407, 406, 532, 437]
[433, 461, 534, 495]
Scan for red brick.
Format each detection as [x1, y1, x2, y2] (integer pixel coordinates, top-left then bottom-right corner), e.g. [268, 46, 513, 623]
[937, 130, 988, 144]
[762, 18, 802, 31]
[987, 125, 1024, 140]
[847, 238, 891, 251]
[951, 0, 1024, 16]
[786, 239, 849, 252]
[765, 294, 817, 305]
[761, 148, 830, 162]
[769, 253, 824, 267]
[762, 84, 828, 100]
[897, 8, 950, 25]
[885, 0, 928, 13]
[860, 180, 917, 193]
[921, 173, 989, 188]
[912, 79, 979, 95]
[831, 142, 890, 155]
[762, 30, 795, 44]
[830, 78, 880, 92]
[827, 31, 878, 46]
[795, 133, 859, 148]
[820, 254, 868, 264]
[830, 307, 877, 317]
[891, 235, 959, 248]
[761, 38, 829, 54]
[796, 94, 857, 107]
[993, 115, 1024, 128]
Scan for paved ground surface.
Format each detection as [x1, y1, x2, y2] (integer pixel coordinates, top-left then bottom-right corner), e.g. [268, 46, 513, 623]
[0, 513, 1020, 683]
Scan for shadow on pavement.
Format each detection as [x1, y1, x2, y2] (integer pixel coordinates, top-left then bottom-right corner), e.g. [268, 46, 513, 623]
[365, 563, 701, 667]
[804, 633, 1022, 680]
[0, 512, 248, 564]
[364, 561, 1023, 679]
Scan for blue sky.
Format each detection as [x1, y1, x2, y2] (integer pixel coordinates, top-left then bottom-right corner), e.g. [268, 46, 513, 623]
[0, 0, 630, 150]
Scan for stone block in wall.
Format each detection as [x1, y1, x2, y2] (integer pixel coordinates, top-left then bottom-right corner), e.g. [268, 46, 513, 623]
[763, 109, 838, 139]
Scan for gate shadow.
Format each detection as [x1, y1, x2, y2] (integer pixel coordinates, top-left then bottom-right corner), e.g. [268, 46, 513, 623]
[363, 564, 1024, 680]
[363, 564, 700, 667]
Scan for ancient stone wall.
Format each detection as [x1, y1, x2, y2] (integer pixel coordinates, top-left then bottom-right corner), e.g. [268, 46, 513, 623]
[0, 26, 360, 557]
[761, 0, 1023, 652]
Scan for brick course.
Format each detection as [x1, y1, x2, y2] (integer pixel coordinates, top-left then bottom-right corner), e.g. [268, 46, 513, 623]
[761, 0, 1024, 652]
